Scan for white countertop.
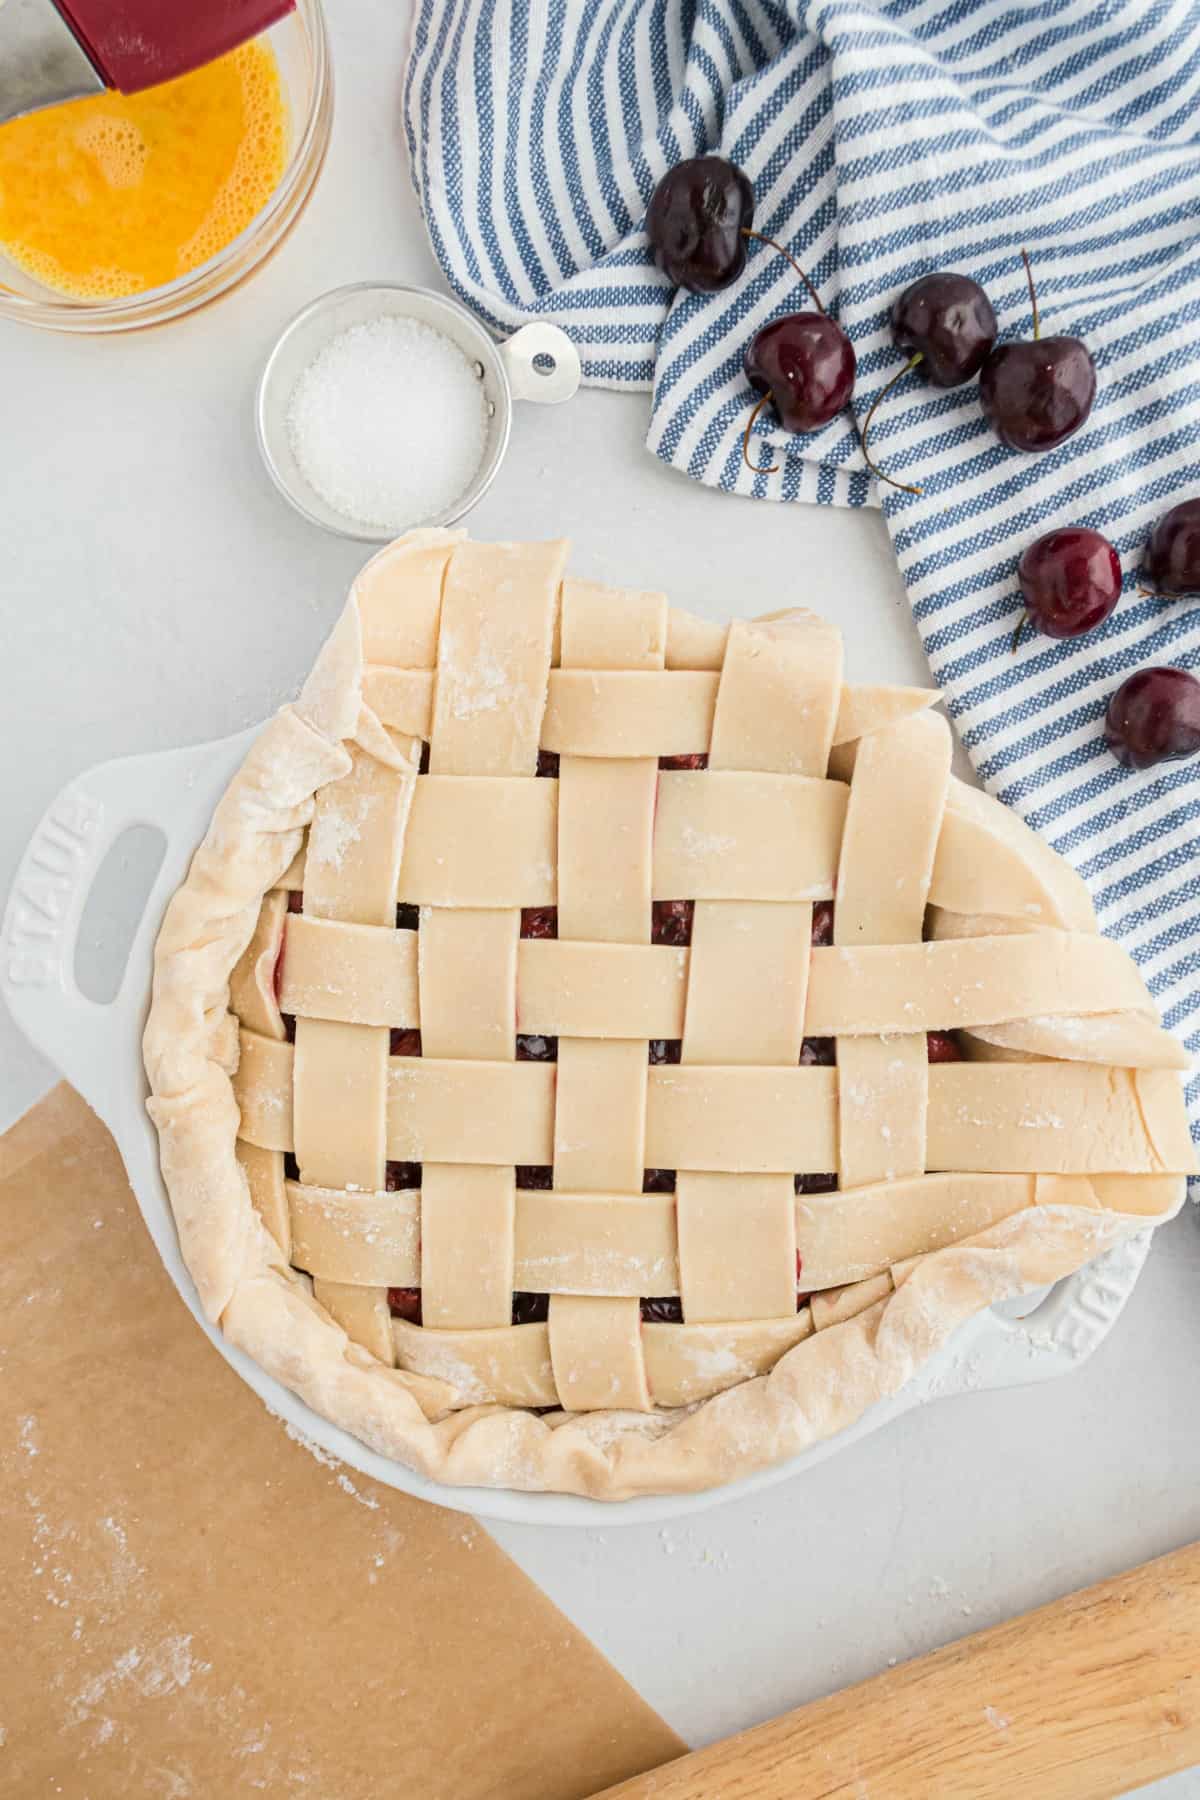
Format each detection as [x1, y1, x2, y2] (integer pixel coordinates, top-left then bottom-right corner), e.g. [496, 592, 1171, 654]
[1, 5, 1197, 1789]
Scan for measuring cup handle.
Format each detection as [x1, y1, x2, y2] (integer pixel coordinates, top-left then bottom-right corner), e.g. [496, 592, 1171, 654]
[500, 322, 581, 404]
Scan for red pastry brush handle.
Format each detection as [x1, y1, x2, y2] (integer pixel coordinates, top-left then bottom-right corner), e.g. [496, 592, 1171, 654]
[55, 0, 295, 93]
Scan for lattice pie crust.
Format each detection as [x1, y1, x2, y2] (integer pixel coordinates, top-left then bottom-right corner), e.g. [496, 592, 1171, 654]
[144, 532, 1197, 1498]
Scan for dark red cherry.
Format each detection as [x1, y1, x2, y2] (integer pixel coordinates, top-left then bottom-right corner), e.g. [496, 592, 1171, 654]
[640, 1297, 684, 1324]
[743, 312, 856, 470]
[811, 900, 835, 945]
[511, 1291, 550, 1326]
[385, 1161, 422, 1190]
[652, 899, 694, 946]
[981, 339, 1096, 452]
[1016, 528, 1121, 642]
[891, 272, 998, 387]
[388, 1287, 422, 1324]
[926, 1031, 963, 1063]
[646, 156, 755, 293]
[861, 273, 999, 495]
[980, 252, 1095, 453]
[1104, 667, 1200, 770]
[1142, 499, 1200, 598]
[521, 905, 558, 939]
[642, 1168, 677, 1193]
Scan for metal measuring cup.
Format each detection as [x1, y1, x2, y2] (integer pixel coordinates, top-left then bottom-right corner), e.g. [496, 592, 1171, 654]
[256, 282, 581, 542]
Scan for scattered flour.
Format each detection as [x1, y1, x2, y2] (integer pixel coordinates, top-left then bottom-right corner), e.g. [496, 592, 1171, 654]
[656, 1525, 732, 1572]
[268, 1410, 381, 1510]
[67, 1635, 211, 1729]
[679, 823, 736, 860]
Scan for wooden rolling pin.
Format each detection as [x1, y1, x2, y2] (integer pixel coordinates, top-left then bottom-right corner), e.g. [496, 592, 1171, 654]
[595, 1541, 1200, 1799]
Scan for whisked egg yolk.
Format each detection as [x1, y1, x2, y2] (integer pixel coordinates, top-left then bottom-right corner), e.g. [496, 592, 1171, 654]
[0, 40, 287, 301]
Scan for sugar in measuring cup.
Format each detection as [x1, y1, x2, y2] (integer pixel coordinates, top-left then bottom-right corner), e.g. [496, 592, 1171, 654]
[256, 283, 580, 541]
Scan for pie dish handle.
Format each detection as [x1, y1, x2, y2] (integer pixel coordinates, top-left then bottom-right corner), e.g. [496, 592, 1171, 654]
[1, 729, 257, 1132]
[500, 322, 582, 405]
[947, 1229, 1154, 1394]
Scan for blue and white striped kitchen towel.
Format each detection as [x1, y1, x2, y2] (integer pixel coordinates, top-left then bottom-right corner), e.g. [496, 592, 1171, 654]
[405, 0, 1200, 1147]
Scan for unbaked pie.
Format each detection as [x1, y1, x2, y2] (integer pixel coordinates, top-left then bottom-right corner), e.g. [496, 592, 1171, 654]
[144, 530, 1197, 1498]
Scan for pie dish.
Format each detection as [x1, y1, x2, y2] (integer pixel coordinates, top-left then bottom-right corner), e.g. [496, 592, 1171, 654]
[143, 529, 1198, 1499]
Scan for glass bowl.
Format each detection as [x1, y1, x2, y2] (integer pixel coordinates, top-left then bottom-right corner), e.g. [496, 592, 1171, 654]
[0, 0, 332, 333]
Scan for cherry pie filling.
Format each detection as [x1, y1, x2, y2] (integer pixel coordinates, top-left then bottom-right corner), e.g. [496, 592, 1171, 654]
[275, 753, 966, 1349]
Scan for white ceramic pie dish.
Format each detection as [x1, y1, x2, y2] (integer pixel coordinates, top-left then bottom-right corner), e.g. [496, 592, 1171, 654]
[0, 726, 1159, 1526]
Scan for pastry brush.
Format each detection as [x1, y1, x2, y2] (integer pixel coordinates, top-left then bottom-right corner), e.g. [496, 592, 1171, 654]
[1, 0, 294, 125]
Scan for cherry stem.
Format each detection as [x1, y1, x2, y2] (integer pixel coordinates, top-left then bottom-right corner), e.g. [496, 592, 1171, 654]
[741, 229, 825, 314]
[1011, 611, 1030, 654]
[742, 392, 779, 476]
[859, 353, 924, 496]
[1021, 247, 1039, 342]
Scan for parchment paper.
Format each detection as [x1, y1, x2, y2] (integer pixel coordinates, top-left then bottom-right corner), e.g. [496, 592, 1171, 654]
[0, 1085, 683, 1799]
